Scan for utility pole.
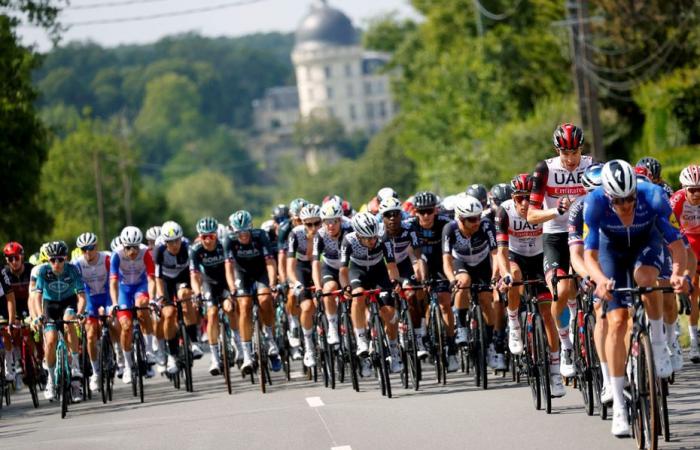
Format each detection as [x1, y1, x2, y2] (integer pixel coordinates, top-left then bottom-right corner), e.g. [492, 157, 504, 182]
[567, 0, 605, 161]
[93, 149, 106, 245]
[119, 113, 133, 225]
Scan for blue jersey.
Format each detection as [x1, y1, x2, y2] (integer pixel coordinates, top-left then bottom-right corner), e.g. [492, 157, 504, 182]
[583, 182, 682, 252]
[35, 263, 84, 302]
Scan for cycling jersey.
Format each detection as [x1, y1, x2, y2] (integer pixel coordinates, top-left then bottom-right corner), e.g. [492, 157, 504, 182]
[35, 263, 84, 302]
[379, 222, 419, 265]
[277, 219, 293, 254]
[567, 198, 585, 246]
[0, 270, 13, 319]
[153, 241, 190, 280]
[189, 240, 227, 283]
[530, 155, 594, 233]
[225, 229, 274, 274]
[442, 219, 497, 266]
[406, 214, 452, 277]
[340, 232, 395, 268]
[658, 181, 675, 199]
[73, 252, 110, 295]
[287, 225, 314, 262]
[495, 199, 543, 257]
[2, 262, 32, 316]
[110, 245, 154, 286]
[313, 225, 350, 270]
[670, 189, 700, 258]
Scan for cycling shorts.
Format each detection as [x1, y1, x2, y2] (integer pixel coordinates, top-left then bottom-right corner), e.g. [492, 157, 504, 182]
[508, 252, 550, 299]
[598, 234, 664, 312]
[659, 246, 672, 280]
[86, 292, 111, 318]
[452, 257, 492, 286]
[202, 280, 229, 307]
[397, 259, 415, 280]
[117, 280, 149, 318]
[161, 270, 191, 302]
[235, 270, 270, 296]
[321, 263, 340, 284]
[348, 262, 394, 307]
[543, 232, 571, 277]
[43, 296, 78, 323]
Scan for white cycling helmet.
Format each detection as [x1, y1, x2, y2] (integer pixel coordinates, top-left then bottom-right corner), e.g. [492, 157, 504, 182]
[76, 232, 98, 249]
[217, 223, 228, 241]
[110, 236, 122, 252]
[161, 221, 183, 242]
[145, 226, 162, 242]
[680, 164, 700, 187]
[261, 219, 275, 233]
[320, 201, 343, 220]
[377, 187, 398, 203]
[378, 197, 402, 216]
[440, 195, 458, 213]
[454, 195, 483, 219]
[120, 226, 143, 246]
[352, 212, 379, 238]
[601, 160, 637, 198]
[299, 204, 321, 221]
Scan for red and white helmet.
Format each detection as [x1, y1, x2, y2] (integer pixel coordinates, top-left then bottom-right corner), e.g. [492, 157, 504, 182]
[679, 165, 700, 187]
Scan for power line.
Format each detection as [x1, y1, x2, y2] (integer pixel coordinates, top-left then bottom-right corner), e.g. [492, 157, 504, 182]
[65, 0, 267, 27]
[472, 0, 522, 21]
[68, 0, 173, 10]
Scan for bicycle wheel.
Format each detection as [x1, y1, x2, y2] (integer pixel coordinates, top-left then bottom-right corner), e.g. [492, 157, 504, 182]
[135, 332, 145, 403]
[573, 311, 593, 416]
[58, 347, 69, 419]
[324, 325, 336, 390]
[99, 335, 110, 404]
[523, 312, 541, 410]
[276, 307, 291, 382]
[534, 314, 552, 414]
[253, 320, 267, 394]
[220, 319, 232, 395]
[80, 329, 89, 401]
[0, 352, 6, 409]
[432, 306, 447, 385]
[473, 305, 488, 390]
[635, 333, 658, 450]
[657, 377, 670, 442]
[583, 313, 599, 417]
[22, 338, 40, 408]
[318, 315, 330, 388]
[373, 315, 391, 398]
[342, 311, 359, 392]
[180, 322, 194, 392]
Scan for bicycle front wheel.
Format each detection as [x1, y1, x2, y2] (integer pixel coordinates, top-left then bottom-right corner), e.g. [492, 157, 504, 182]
[220, 320, 232, 395]
[373, 315, 391, 398]
[534, 314, 552, 414]
[135, 332, 145, 403]
[634, 333, 658, 450]
[253, 321, 267, 394]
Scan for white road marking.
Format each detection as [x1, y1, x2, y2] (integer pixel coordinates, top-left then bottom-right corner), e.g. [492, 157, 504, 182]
[331, 446, 352, 450]
[306, 396, 324, 407]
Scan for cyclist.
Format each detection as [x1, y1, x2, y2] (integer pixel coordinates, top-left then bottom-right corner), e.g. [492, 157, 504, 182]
[0, 263, 17, 382]
[378, 197, 428, 358]
[145, 226, 162, 251]
[339, 212, 404, 375]
[226, 210, 280, 373]
[277, 198, 306, 288]
[34, 241, 86, 402]
[2, 242, 33, 384]
[190, 217, 240, 376]
[73, 232, 116, 392]
[528, 123, 593, 378]
[287, 204, 323, 367]
[109, 226, 156, 385]
[567, 163, 610, 402]
[670, 164, 700, 362]
[637, 156, 675, 198]
[154, 221, 201, 375]
[406, 191, 457, 371]
[443, 195, 503, 369]
[584, 160, 686, 436]
[312, 201, 351, 346]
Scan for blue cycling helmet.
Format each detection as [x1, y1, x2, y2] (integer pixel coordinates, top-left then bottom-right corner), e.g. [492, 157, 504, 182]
[582, 163, 603, 193]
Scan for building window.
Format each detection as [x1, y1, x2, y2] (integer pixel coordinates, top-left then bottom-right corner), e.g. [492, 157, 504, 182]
[346, 84, 354, 97]
[345, 63, 352, 76]
[326, 86, 333, 99]
[327, 106, 335, 117]
[364, 81, 372, 96]
[349, 104, 357, 120]
[379, 101, 386, 118]
[306, 67, 312, 81]
[376, 81, 385, 94]
[324, 65, 332, 78]
[308, 88, 314, 101]
[366, 102, 375, 119]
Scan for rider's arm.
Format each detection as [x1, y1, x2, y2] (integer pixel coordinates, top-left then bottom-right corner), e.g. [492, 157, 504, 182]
[569, 245, 587, 278]
[287, 257, 298, 285]
[311, 233, 323, 289]
[527, 160, 560, 224]
[494, 206, 511, 278]
[224, 260, 237, 294]
[441, 222, 455, 283]
[144, 249, 156, 300]
[484, 218, 499, 279]
[109, 252, 120, 307]
[76, 291, 87, 315]
[6, 291, 16, 323]
[266, 257, 277, 288]
[339, 235, 350, 288]
[582, 194, 606, 286]
[277, 250, 287, 283]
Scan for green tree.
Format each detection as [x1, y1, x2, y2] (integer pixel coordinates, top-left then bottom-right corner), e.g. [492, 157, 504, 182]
[362, 13, 417, 53]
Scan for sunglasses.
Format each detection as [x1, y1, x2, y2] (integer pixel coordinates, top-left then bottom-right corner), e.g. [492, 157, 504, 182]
[49, 257, 65, 263]
[416, 209, 434, 216]
[125, 245, 139, 251]
[558, 148, 581, 155]
[513, 194, 530, 203]
[200, 233, 217, 241]
[687, 187, 700, 195]
[384, 210, 401, 219]
[611, 195, 636, 205]
[80, 245, 96, 252]
[460, 216, 480, 224]
[6, 255, 20, 262]
[323, 219, 340, 225]
[305, 221, 322, 228]
[359, 236, 378, 243]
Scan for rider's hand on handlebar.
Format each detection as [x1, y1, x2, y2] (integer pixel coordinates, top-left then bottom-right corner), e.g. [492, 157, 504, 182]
[595, 278, 615, 302]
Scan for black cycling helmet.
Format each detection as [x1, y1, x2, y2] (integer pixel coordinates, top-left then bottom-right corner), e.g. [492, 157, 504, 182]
[466, 184, 488, 206]
[46, 240, 69, 258]
[490, 183, 513, 207]
[414, 191, 438, 209]
[636, 157, 662, 180]
[272, 204, 289, 223]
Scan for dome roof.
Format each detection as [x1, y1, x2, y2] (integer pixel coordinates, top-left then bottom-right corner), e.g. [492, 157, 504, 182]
[295, 0, 357, 48]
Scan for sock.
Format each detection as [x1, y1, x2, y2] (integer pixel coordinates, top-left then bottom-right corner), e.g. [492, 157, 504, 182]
[288, 314, 300, 329]
[303, 327, 314, 348]
[649, 318, 664, 344]
[157, 339, 165, 353]
[457, 309, 468, 328]
[567, 300, 577, 323]
[71, 352, 80, 369]
[665, 322, 675, 345]
[611, 376, 625, 412]
[123, 350, 133, 369]
[327, 313, 338, 324]
[549, 351, 560, 373]
[264, 325, 273, 339]
[210, 343, 220, 362]
[600, 361, 611, 387]
[557, 326, 572, 350]
[48, 365, 56, 383]
[243, 341, 252, 357]
[145, 334, 153, 352]
[232, 329, 241, 344]
[690, 325, 698, 343]
[507, 308, 519, 328]
[186, 324, 198, 343]
[91, 359, 100, 375]
[168, 338, 179, 356]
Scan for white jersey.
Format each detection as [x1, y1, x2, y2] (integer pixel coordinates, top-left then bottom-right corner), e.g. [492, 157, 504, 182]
[74, 251, 111, 295]
[495, 200, 543, 257]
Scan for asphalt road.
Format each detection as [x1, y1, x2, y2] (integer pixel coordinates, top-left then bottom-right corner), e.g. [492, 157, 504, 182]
[2, 350, 699, 450]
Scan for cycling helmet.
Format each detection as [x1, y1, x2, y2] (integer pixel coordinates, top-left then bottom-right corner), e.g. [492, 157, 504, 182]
[145, 226, 162, 242]
[160, 221, 183, 242]
[3, 242, 24, 257]
[110, 236, 122, 252]
[230, 210, 253, 231]
[352, 212, 379, 238]
[76, 232, 98, 249]
[636, 157, 662, 180]
[322, 194, 342, 206]
[217, 223, 228, 241]
[601, 160, 636, 198]
[261, 219, 275, 233]
[39, 243, 50, 263]
[379, 196, 403, 216]
[414, 191, 438, 209]
[490, 183, 513, 207]
[377, 187, 398, 203]
[289, 198, 308, 217]
[465, 184, 488, 206]
[272, 204, 290, 223]
[454, 195, 483, 219]
[581, 163, 603, 193]
[552, 123, 584, 151]
[120, 226, 143, 246]
[320, 201, 343, 220]
[634, 165, 652, 182]
[440, 195, 458, 213]
[510, 174, 533, 194]
[45, 241, 68, 258]
[299, 204, 321, 221]
[196, 216, 218, 235]
[341, 200, 353, 217]
[679, 164, 700, 187]
[70, 247, 82, 261]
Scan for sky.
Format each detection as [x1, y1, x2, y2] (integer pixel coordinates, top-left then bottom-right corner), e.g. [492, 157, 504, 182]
[16, 0, 421, 51]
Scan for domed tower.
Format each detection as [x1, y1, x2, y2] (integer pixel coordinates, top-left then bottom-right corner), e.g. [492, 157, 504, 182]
[293, 0, 393, 133]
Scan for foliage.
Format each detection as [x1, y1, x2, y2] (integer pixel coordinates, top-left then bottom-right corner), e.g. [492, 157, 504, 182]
[362, 13, 417, 53]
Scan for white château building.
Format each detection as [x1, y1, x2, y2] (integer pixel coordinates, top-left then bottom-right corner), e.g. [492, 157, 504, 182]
[251, 0, 396, 172]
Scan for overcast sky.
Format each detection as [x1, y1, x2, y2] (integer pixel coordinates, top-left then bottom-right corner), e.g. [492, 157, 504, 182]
[16, 0, 420, 51]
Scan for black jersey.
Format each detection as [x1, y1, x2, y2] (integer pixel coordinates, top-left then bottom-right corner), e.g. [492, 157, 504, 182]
[379, 222, 419, 264]
[442, 219, 497, 266]
[340, 232, 395, 268]
[189, 241, 227, 284]
[406, 214, 452, 276]
[2, 262, 32, 303]
[224, 229, 274, 274]
[277, 219, 293, 254]
[153, 241, 190, 280]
